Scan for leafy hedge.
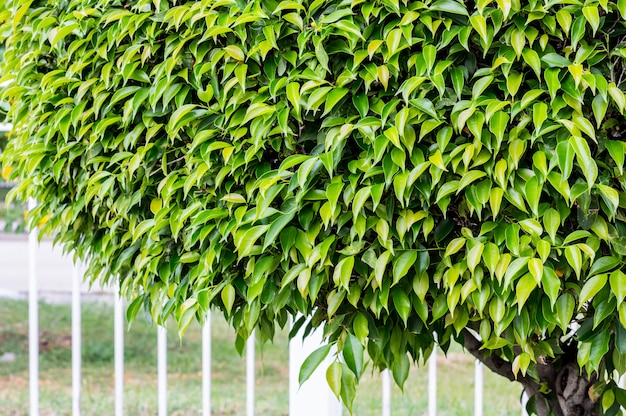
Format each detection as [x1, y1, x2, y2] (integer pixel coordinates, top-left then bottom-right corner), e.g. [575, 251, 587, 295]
[3, 0, 626, 413]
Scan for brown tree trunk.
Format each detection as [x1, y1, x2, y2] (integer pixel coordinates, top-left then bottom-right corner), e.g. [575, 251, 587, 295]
[522, 362, 600, 416]
[461, 330, 600, 416]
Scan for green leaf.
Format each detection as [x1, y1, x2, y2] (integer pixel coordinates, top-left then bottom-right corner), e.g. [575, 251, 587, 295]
[323, 88, 349, 116]
[596, 184, 620, 214]
[299, 344, 333, 385]
[393, 287, 411, 325]
[610, 270, 626, 308]
[286, 82, 301, 116]
[353, 313, 369, 343]
[234, 225, 269, 258]
[126, 296, 145, 322]
[326, 361, 343, 400]
[543, 208, 560, 243]
[340, 362, 357, 412]
[353, 94, 369, 118]
[582, 6, 600, 35]
[506, 71, 523, 96]
[224, 45, 245, 61]
[445, 237, 466, 258]
[342, 334, 364, 380]
[512, 352, 531, 377]
[609, 84, 626, 113]
[556, 140, 574, 181]
[579, 274, 608, 307]
[542, 267, 561, 307]
[221, 284, 236, 316]
[572, 114, 596, 142]
[524, 176, 542, 217]
[430, 0, 469, 15]
[49, 22, 79, 46]
[393, 251, 418, 285]
[263, 211, 296, 250]
[588, 256, 621, 277]
[392, 353, 410, 390]
[528, 258, 543, 284]
[150, 198, 163, 215]
[565, 245, 582, 279]
[532, 102, 548, 132]
[466, 242, 484, 274]
[516, 273, 537, 311]
[489, 111, 509, 146]
[469, 14, 488, 42]
[544, 68, 561, 100]
[332, 20, 364, 40]
[333, 256, 355, 290]
[522, 48, 541, 78]
[619, 0, 626, 19]
[411, 97, 439, 119]
[374, 251, 391, 287]
[555, 293, 575, 332]
[451, 68, 464, 99]
[244, 102, 275, 123]
[541, 53, 570, 68]
[569, 136, 598, 189]
[605, 141, 625, 175]
[458, 170, 487, 193]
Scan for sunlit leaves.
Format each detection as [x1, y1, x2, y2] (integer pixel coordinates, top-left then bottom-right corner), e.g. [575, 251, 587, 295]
[4, 0, 626, 408]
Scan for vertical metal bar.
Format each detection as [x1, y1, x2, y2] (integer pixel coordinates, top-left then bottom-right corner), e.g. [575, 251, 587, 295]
[428, 347, 437, 416]
[114, 286, 124, 416]
[382, 369, 391, 416]
[72, 264, 82, 415]
[521, 391, 529, 416]
[246, 330, 255, 416]
[474, 360, 483, 416]
[28, 198, 39, 416]
[202, 311, 212, 416]
[289, 318, 342, 416]
[158, 326, 167, 416]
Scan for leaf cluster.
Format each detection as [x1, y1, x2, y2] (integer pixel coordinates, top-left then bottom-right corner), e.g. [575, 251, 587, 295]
[3, 0, 626, 412]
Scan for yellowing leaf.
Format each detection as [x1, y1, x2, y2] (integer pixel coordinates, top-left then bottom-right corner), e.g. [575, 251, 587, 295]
[150, 198, 163, 214]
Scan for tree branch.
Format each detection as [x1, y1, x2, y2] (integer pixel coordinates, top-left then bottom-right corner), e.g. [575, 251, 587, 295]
[460, 328, 517, 382]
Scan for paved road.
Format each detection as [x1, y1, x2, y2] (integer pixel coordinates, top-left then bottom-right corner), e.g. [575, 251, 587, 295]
[0, 234, 111, 300]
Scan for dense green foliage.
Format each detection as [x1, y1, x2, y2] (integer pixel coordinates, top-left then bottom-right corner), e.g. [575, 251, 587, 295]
[3, 0, 626, 413]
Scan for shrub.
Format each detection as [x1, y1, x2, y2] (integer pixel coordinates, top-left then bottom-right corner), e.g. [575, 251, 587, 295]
[2, 0, 626, 414]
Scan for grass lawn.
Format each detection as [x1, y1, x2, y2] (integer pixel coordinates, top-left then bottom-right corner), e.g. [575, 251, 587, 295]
[0, 299, 522, 415]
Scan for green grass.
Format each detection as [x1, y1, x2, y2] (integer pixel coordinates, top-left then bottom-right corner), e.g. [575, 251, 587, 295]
[0, 299, 522, 415]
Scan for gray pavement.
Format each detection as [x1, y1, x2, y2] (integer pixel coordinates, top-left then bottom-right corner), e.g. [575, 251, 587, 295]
[0, 234, 112, 301]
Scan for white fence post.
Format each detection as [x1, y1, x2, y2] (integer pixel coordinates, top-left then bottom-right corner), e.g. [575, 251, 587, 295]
[428, 347, 437, 416]
[289, 321, 342, 416]
[247, 330, 256, 416]
[28, 198, 39, 416]
[72, 264, 82, 415]
[382, 369, 391, 416]
[202, 311, 212, 416]
[474, 360, 483, 416]
[114, 286, 124, 416]
[158, 326, 168, 416]
[521, 391, 529, 416]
